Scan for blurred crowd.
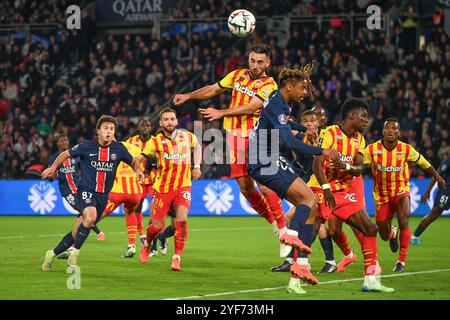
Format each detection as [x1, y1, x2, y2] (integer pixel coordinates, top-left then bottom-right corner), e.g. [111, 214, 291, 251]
[0, 1, 448, 179]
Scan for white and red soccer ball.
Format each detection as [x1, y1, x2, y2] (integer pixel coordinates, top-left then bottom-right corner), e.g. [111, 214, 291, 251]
[227, 9, 256, 37]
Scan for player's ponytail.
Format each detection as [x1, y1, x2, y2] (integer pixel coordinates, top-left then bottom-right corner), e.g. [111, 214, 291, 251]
[278, 62, 315, 95]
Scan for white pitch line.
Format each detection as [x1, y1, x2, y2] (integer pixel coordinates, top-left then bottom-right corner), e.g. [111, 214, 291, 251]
[0, 226, 268, 240]
[162, 268, 450, 300]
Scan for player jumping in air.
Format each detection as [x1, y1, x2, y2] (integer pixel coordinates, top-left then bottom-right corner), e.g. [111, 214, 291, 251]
[136, 108, 202, 271]
[41, 115, 144, 271]
[411, 153, 449, 245]
[271, 108, 338, 274]
[363, 118, 445, 271]
[173, 44, 290, 257]
[311, 98, 394, 292]
[247, 66, 340, 294]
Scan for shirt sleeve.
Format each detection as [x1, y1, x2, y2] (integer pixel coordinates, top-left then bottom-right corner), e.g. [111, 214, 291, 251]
[288, 120, 307, 132]
[218, 70, 238, 89]
[358, 135, 366, 153]
[267, 102, 323, 156]
[408, 146, 431, 169]
[255, 80, 277, 102]
[318, 129, 333, 149]
[69, 142, 87, 159]
[141, 138, 156, 158]
[190, 132, 199, 148]
[363, 147, 372, 165]
[119, 144, 134, 166]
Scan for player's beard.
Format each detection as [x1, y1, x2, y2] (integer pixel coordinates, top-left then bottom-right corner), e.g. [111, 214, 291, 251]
[249, 68, 265, 79]
[163, 125, 176, 135]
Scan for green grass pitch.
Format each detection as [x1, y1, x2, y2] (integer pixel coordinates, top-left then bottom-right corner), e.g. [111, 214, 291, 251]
[0, 216, 449, 300]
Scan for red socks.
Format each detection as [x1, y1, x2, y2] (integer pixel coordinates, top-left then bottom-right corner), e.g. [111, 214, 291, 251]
[353, 230, 364, 247]
[146, 224, 161, 246]
[136, 212, 144, 237]
[174, 221, 188, 256]
[125, 214, 137, 245]
[246, 190, 275, 225]
[362, 236, 378, 275]
[399, 228, 411, 263]
[265, 192, 286, 229]
[333, 231, 352, 256]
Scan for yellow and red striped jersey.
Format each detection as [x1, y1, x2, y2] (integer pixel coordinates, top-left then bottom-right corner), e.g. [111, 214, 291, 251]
[141, 129, 198, 193]
[125, 134, 155, 185]
[363, 140, 431, 205]
[219, 69, 277, 137]
[110, 142, 144, 195]
[308, 125, 365, 191]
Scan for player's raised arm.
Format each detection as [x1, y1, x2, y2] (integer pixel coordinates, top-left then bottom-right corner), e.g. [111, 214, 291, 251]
[173, 83, 227, 106]
[41, 150, 70, 179]
[200, 98, 261, 121]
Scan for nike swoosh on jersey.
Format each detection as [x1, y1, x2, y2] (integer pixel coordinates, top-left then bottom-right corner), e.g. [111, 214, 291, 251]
[89, 153, 98, 156]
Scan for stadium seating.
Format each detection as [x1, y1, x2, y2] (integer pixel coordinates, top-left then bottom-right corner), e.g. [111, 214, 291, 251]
[0, 1, 448, 180]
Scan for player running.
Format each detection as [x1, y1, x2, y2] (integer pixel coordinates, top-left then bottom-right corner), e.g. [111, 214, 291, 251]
[173, 44, 289, 255]
[125, 119, 155, 247]
[136, 108, 202, 271]
[411, 153, 449, 245]
[48, 134, 105, 242]
[101, 141, 146, 258]
[311, 98, 394, 292]
[41, 115, 144, 271]
[363, 118, 445, 271]
[247, 66, 340, 294]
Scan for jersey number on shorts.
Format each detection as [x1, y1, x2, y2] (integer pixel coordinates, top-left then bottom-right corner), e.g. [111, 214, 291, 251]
[276, 156, 289, 171]
[440, 195, 449, 205]
[153, 198, 164, 209]
[66, 194, 76, 206]
[82, 192, 93, 204]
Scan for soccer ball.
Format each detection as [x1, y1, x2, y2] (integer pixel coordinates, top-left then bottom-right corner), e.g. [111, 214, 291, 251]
[227, 9, 256, 37]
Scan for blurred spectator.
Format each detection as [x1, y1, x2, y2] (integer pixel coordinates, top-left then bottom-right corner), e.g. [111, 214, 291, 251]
[0, 1, 448, 180]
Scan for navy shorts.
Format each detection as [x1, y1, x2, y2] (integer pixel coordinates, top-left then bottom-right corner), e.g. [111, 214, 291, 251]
[435, 188, 450, 210]
[248, 155, 298, 198]
[63, 193, 80, 212]
[77, 189, 109, 222]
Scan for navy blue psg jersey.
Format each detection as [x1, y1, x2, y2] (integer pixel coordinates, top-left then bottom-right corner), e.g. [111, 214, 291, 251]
[49, 152, 80, 197]
[69, 140, 134, 194]
[438, 157, 450, 189]
[249, 89, 322, 167]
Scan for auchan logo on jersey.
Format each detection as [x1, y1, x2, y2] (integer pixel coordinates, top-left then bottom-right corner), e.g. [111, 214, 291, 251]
[163, 152, 189, 161]
[376, 164, 403, 172]
[339, 154, 354, 162]
[234, 82, 256, 97]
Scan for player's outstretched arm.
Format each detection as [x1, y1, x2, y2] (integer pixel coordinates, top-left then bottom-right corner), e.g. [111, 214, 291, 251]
[424, 166, 445, 189]
[173, 83, 226, 106]
[41, 150, 70, 179]
[131, 158, 145, 183]
[200, 95, 263, 121]
[421, 176, 437, 203]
